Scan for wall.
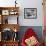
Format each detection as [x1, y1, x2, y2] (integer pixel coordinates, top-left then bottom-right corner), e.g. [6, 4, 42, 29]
[17, 0, 44, 26]
[0, 0, 44, 26]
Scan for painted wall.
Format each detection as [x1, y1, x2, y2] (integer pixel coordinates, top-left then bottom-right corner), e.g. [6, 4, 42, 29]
[17, 0, 44, 26]
[0, 0, 44, 26]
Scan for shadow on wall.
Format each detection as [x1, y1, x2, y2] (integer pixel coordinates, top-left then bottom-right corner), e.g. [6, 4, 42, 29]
[18, 26, 43, 44]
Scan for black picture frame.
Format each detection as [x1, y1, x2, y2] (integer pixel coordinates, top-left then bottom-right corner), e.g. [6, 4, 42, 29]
[24, 8, 37, 19]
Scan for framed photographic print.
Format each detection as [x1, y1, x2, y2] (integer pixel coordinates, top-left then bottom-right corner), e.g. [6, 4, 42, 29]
[24, 8, 37, 19]
[0, 32, 1, 41]
[2, 10, 9, 15]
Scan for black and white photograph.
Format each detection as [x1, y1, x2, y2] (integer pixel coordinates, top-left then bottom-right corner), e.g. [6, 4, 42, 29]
[24, 8, 37, 19]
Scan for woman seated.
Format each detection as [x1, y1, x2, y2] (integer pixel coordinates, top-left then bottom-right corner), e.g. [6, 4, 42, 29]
[21, 28, 41, 46]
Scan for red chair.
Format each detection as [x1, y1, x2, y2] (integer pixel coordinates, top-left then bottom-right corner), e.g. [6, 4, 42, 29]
[21, 28, 41, 46]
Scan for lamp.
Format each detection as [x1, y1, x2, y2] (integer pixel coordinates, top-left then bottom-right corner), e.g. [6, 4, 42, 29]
[15, 0, 17, 7]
